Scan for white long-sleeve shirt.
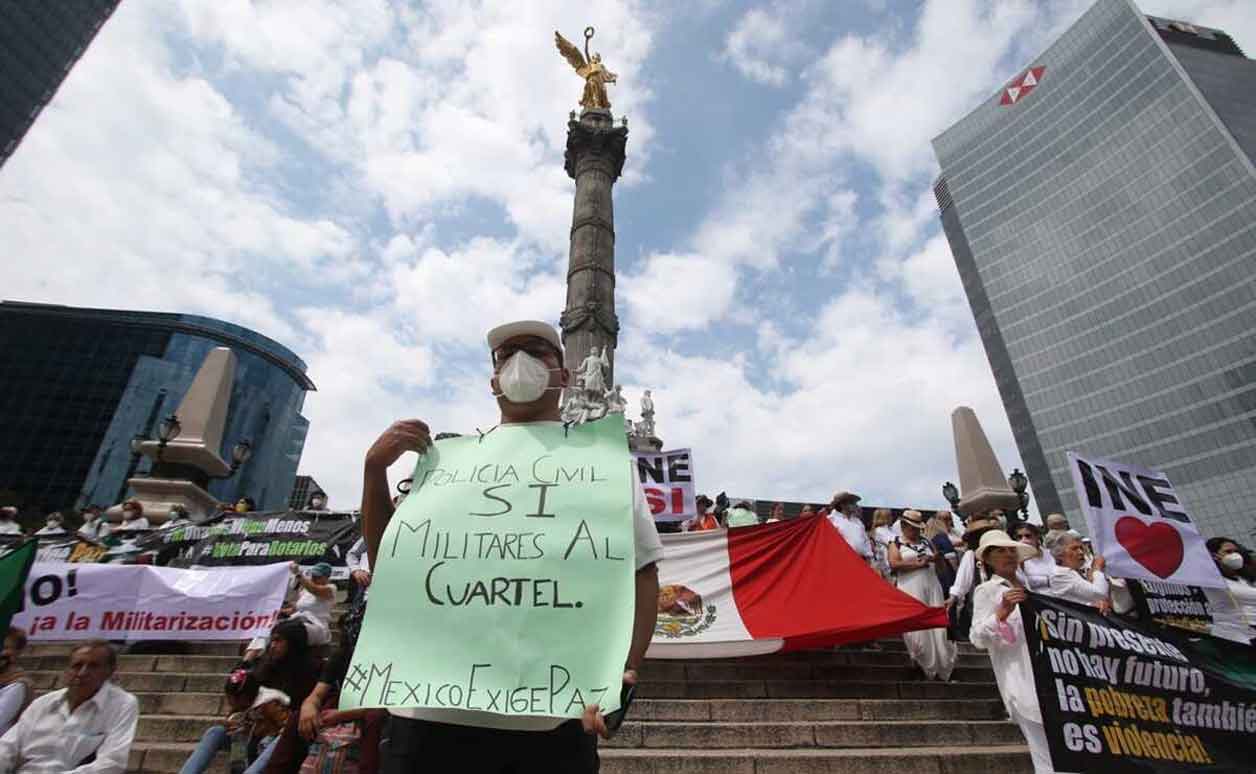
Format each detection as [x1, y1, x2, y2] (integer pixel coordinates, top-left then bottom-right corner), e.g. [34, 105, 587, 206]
[828, 513, 873, 560]
[970, 576, 1040, 724]
[949, 550, 979, 600]
[1045, 565, 1109, 606]
[0, 684, 28, 737]
[346, 536, 370, 574]
[1020, 551, 1056, 591]
[0, 681, 138, 774]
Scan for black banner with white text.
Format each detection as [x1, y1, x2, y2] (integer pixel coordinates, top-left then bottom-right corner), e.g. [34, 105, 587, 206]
[1023, 593, 1256, 772]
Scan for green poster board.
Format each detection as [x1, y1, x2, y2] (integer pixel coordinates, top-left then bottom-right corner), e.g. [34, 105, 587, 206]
[341, 415, 636, 719]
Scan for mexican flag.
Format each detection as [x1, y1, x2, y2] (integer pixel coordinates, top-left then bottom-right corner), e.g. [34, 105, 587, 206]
[647, 515, 948, 658]
[0, 541, 36, 633]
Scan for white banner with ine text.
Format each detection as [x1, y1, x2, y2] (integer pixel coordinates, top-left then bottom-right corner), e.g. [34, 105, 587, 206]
[1067, 452, 1226, 589]
[633, 448, 696, 522]
[12, 563, 289, 641]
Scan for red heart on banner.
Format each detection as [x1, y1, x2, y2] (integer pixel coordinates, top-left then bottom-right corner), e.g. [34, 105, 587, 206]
[1114, 516, 1184, 578]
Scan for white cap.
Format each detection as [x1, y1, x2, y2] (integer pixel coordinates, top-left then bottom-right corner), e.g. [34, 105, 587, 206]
[486, 321, 563, 354]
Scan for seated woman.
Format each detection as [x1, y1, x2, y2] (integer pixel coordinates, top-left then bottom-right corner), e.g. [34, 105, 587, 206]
[0, 627, 32, 736]
[286, 562, 335, 647]
[887, 511, 957, 681]
[264, 600, 384, 774]
[179, 669, 289, 774]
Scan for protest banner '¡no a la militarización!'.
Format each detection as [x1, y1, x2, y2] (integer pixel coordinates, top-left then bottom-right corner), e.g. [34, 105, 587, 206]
[343, 415, 637, 720]
[10, 562, 289, 641]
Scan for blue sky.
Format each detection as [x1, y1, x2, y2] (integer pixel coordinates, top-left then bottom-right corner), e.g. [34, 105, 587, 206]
[3, 0, 1253, 511]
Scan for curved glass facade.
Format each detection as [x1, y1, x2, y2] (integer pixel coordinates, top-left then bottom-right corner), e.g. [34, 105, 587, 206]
[0, 302, 313, 513]
[933, 0, 1256, 542]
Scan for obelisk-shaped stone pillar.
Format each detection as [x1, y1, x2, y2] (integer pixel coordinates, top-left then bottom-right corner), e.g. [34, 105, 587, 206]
[560, 108, 628, 386]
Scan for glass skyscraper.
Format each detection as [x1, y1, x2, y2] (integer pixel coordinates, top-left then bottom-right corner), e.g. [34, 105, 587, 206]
[1, 0, 120, 169]
[0, 301, 315, 514]
[933, 0, 1256, 542]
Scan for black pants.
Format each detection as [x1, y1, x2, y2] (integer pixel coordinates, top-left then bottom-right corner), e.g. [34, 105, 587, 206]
[382, 716, 598, 774]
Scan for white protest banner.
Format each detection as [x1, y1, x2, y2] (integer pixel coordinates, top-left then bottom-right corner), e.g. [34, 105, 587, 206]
[12, 563, 289, 641]
[634, 448, 695, 522]
[1067, 452, 1226, 588]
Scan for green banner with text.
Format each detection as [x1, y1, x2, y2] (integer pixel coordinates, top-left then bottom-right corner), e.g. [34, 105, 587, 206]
[342, 416, 636, 719]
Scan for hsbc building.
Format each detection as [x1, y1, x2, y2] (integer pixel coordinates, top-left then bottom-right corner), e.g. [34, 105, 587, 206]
[933, 0, 1256, 541]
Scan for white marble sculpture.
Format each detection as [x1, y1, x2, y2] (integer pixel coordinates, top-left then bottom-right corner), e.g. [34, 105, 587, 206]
[639, 389, 655, 437]
[578, 346, 609, 397]
[605, 385, 627, 414]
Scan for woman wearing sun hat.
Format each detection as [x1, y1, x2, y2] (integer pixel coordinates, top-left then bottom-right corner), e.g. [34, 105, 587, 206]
[887, 510, 957, 681]
[970, 530, 1062, 774]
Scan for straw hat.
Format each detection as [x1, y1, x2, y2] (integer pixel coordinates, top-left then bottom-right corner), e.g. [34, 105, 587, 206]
[899, 510, 926, 530]
[962, 514, 1001, 537]
[976, 530, 1037, 563]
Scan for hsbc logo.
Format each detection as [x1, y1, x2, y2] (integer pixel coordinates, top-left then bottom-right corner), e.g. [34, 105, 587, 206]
[1000, 65, 1046, 106]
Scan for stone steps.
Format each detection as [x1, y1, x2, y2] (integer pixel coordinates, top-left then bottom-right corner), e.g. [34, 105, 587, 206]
[598, 745, 1034, 773]
[67, 638, 1028, 774]
[602, 719, 1023, 749]
[69, 692, 1019, 721]
[129, 742, 1033, 774]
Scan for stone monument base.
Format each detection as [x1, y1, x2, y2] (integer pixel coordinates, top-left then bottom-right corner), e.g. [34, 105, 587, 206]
[119, 477, 221, 524]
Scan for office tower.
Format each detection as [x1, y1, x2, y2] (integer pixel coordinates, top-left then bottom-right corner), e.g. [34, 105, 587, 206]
[933, 0, 1256, 540]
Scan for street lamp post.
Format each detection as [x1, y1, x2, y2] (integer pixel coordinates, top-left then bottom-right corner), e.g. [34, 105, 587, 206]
[941, 481, 963, 523]
[155, 414, 182, 463]
[1008, 468, 1030, 525]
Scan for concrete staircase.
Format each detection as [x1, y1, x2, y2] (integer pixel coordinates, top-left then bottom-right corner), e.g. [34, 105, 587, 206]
[26, 639, 1033, 773]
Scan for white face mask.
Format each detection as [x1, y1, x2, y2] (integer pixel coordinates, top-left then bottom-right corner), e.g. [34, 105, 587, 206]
[1220, 553, 1244, 571]
[46, 520, 59, 528]
[493, 351, 560, 404]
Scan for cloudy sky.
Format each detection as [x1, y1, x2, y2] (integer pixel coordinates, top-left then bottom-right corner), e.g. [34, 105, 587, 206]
[3, 0, 1253, 513]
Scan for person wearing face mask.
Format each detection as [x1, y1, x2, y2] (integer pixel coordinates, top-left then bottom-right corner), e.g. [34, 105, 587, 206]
[164, 505, 191, 528]
[1015, 523, 1055, 592]
[0, 509, 20, 537]
[1207, 537, 1256, 628]
[357, 321, 663, 771]
[33, 514, 66, 536]
[235, 497, 256, 514]
[306, 493, 327, 511]
[119, 500, 150, 531]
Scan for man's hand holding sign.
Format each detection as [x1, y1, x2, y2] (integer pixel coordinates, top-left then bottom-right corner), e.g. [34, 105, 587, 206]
[353, 321, 662, 773]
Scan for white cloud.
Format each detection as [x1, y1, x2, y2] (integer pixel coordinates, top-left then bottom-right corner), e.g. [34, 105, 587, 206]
[621, 253, 739, 333]
[617, 282, 1023, 509]
[720, 9, 792, 86]
[389, 237, 567, 347]
[0, 1, 354, 344]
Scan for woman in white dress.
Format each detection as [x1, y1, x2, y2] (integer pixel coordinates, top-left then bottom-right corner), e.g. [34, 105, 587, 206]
[887, 510, 957, 681]
[870, 508, 896, 579]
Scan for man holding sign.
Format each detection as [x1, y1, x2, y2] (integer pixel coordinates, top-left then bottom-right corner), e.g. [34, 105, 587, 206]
[355, 321, 662, 773]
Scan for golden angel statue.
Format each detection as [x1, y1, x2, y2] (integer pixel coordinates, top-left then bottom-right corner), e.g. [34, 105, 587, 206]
[555, 27, 617, 110]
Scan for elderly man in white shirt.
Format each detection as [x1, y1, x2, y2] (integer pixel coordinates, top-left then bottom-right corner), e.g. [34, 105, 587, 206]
[827, 491, 873, 565]
[0, 641, 138, 774]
